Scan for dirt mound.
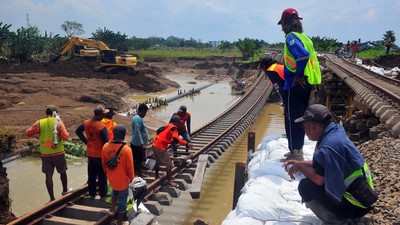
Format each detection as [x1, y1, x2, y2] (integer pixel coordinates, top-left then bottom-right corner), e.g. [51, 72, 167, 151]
[363, 54, 400, 69]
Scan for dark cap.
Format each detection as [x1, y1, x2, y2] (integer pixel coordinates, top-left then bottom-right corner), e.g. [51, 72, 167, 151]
[278, 8, 303, 25]
[46, 105, 58, 115]
[179, 105, 187, 113]
[170, 115, 181, 123]
[93, 105, 110, 116]
[113, 124, 126, 142]
[46, 105, 58, 112]
[294, 104, 332, 123]
[103, 107, 115, 118]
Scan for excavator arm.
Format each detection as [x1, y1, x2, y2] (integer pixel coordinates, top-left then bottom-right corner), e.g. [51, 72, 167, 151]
[51, 36, 110, 62]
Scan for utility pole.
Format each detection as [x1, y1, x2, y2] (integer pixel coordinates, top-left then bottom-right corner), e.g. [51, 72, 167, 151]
[26, 13, 30, 27]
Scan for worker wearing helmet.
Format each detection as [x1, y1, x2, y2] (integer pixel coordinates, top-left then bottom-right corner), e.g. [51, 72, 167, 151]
[170, 105, 191, 157]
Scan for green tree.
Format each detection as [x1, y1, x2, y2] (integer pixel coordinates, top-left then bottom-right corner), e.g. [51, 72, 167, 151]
[61, 20, 84, 37]
[130, 37, 151, 50]
[165, 36, 184, 47]
[8, 26, 44, 63]
[91, 27, 129, 51]
[218, 40, 233, 52]
[0, 22, 12, 55]
[235, 38, 262, 60]
[311, 36, 341, 52]
[382, 30, 396, 43]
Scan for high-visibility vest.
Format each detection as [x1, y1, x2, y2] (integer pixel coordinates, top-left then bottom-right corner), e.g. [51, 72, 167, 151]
[266, 63, 285, 80]
[343, 162, 374, 208]
[39, 117, 64, 156]
[283, 32, 321, 85]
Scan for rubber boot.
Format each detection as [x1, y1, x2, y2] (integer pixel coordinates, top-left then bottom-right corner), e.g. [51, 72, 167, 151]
[305, 200, 350, 225]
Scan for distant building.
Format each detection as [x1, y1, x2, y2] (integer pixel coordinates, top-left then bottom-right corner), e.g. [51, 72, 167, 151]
[208, 41, 222, 48]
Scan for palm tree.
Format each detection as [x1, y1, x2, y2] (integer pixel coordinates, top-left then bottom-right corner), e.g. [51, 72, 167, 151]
[382, 30, 396, 43]
[8, 26, 43, 63]
[235, 38, 262, 60]
[0, 22, 12, 55]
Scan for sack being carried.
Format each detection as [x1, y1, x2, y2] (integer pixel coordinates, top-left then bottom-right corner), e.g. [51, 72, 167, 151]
[105, 143, 125, 170]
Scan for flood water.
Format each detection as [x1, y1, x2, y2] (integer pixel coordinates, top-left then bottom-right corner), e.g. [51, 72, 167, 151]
[155, 103, 285, 225]
[4, 73, 285, 223]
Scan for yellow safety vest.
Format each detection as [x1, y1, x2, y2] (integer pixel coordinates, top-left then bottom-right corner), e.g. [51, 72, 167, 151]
[39, 117, 64, 156]
[343, 162, 374, 208]
[283, 32, 321, 85]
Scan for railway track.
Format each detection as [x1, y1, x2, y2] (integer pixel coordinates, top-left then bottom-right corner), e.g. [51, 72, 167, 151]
[324, 53, 400, 138]
[8, 70, 274, 225]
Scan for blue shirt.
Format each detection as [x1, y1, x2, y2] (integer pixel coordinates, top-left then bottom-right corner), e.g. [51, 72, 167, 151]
[313, 122, 365, 205]
[130, 114, 148, 146]
[284, 33, 310, 90]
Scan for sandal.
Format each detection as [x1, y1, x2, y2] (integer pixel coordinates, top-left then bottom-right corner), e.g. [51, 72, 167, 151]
[62, 187, 73, 195]
[167, 181, 179, 188]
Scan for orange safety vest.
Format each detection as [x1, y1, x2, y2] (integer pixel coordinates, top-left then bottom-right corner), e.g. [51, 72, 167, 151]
[101, 118, 116, 140]
[152, 123, 188, 151]
[84, 119, 107, 158]
[266, 63, 285, 80]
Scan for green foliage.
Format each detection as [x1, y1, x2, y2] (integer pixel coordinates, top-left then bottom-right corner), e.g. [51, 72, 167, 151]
[61, 20, 84, 37]
[311, 36, 341, 52]
[91, 27, 129, 52]
[218, 40, 234, 52]
[63, 140, 86, 157]
[130, 37, 151, 50]
[134, 47, 240, 60]
[235, 38, 262, 60]
[358, 46, 387, 59]
[8, 26, 44, 63]
[382, 30, 396, 43]
[0, 22, 12, 55]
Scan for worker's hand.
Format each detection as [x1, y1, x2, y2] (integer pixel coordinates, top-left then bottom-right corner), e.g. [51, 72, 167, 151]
[186, 143, 194, 149]
[293, 77, 307, 88]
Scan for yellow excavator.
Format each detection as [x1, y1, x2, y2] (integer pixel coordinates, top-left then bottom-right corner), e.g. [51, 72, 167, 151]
[51, 36, 137, 73]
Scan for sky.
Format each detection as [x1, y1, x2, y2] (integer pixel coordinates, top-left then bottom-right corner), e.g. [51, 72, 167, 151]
[1, 0, 399, 45]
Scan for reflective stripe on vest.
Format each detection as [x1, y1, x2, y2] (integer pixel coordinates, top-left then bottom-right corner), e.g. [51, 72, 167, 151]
[283, 32, 322, 85]
[343, 162, 374, 208]
[39, 117, 64, 156]
[267, 63, 285, 80]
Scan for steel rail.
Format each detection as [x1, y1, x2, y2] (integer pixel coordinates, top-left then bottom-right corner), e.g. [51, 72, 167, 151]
[8, 70, 273, 225]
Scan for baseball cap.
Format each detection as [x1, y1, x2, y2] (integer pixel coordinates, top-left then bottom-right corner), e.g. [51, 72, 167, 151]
[46, 105, 58, 113]
[278, 8, 303, 25]
[294, 104, 332, 123]
[93, 105, 110, 116]
[179, 105, 187, 113]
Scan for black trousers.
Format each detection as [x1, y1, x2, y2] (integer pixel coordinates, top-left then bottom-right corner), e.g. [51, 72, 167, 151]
[298, 178, 371, 219]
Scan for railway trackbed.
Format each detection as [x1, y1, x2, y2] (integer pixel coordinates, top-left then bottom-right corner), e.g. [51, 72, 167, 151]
[8, 72, 273, 225]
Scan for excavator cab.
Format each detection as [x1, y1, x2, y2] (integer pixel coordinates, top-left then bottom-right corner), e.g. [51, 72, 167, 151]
[100, 50, 117, 64]
[98, 50, 137, 74]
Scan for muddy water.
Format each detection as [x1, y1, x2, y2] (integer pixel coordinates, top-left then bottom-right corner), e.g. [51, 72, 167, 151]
[155, 103, 285, 225]
[5, 73, 285, 222]
[4, 73, 240, 217]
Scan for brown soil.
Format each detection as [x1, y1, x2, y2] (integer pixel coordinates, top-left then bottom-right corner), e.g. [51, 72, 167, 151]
[0, 56, 253, 223]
